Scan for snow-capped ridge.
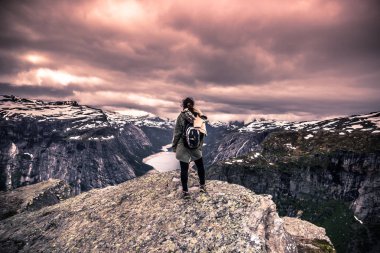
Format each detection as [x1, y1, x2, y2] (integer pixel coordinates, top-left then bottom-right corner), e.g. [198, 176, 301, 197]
[2, 95, 379, 133]
[0, 95, 174, 130]
[209, 120, 243, 130]
[238, 112, 380, 134]
[1, 95, 79, 106]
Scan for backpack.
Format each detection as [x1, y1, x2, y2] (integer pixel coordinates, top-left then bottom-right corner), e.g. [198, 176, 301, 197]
[182, 118, 204, 149]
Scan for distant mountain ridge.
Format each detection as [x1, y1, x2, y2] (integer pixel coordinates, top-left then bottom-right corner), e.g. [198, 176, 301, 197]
[0, 95, 174, 129]
[4, 94, 377, 134]
[238, 112, 380, 133]
[1, 94, 379, 187]
[205, 111, 380, 165]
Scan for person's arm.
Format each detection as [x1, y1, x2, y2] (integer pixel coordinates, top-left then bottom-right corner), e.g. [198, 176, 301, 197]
[172, 114, 183, 151]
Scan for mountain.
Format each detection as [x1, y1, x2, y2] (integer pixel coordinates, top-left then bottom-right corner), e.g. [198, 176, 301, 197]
[202, 120, 245, 166]
[0, 171, 335, 253]
[1, 94, 378, 251]
[206, 112, 380, 165]
[206, 112, 380, 252]
[0, 95, 174, 194]
[125, 114, 175, 152]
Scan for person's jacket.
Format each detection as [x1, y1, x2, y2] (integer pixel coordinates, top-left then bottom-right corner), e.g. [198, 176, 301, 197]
[172, 107, 207, 150]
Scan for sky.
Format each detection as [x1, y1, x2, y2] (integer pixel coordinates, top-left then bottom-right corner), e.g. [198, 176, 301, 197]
[0, 0, 379, 122]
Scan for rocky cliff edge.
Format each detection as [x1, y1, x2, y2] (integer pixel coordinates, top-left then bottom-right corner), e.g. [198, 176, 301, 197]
[0, 179, 73, 220]
[0, 171, 334, 253]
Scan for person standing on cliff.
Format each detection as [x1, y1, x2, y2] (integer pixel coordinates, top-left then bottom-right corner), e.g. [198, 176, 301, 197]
[172, 97, 208, 199]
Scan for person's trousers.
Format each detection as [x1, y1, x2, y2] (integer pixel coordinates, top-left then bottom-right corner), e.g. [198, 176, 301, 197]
[180, 157, 206, 192]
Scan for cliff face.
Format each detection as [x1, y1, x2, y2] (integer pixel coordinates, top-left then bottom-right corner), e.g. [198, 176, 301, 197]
[120, 115, 174, 152]
[203, 131, 270, 166]
[0, 171, 334, 253]
[0, 95, 154, 194]
[207, 129, 380, 252]
[208, 150, 379, 223]
[201, 121, 245, 166]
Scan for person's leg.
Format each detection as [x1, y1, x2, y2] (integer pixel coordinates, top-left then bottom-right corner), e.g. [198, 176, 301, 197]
[180, 161, 189, 192]
[194, 157, 205, 186]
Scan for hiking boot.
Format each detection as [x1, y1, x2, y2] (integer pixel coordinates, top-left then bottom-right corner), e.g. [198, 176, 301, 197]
[200, 185, 207, 193]
[182, 191, 190, 199]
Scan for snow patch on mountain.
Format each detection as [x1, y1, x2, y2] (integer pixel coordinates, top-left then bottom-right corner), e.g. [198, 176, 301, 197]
[0, 95, 174, 130]
[304, 134, 314, 140]
[237, 112, 380, 134]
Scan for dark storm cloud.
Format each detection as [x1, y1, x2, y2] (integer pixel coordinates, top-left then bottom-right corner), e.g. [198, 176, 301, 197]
[0, 52, 30, 75]
[0, 83, 74, 98]
[163, 0, 380, 84]
[199, 93, 379, 117]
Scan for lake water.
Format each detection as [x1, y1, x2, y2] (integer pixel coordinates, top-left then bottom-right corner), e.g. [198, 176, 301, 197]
[142, 144, 180, 172]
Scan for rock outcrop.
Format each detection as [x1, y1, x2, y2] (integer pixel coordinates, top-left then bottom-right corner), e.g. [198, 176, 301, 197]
[0, 171, 334, 253]
[283, 217, 334, 253]
[0, 179, 73, 220]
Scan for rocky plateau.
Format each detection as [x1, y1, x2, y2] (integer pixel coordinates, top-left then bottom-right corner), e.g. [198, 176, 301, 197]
[0, 171, 334, 253]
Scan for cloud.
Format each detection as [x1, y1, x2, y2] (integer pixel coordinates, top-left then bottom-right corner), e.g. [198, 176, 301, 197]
[0, 82, 74, 98]
[0, 0, 379, 121]
[18, 68, 103, 86]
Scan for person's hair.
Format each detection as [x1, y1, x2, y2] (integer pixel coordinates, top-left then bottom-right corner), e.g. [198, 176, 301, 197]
[182, 97, 195, 110]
